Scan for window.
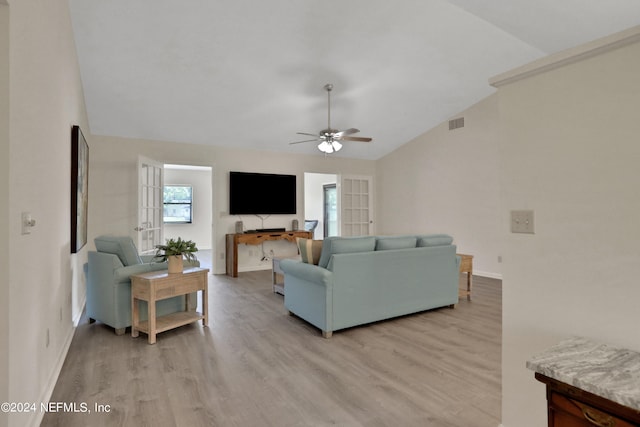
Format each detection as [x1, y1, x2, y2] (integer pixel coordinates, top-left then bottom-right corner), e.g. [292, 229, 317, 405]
[163, 185, 193, 223]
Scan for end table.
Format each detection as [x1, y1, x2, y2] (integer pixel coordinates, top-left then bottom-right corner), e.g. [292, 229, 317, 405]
[131, 267, 209, 344]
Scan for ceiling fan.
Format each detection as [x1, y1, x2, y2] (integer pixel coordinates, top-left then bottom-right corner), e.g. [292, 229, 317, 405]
[290, 83, 372, 154]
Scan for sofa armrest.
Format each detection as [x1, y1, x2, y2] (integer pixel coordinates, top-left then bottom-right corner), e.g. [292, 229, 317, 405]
[280, 259, 332, 287]
[140, 254, 157, 263]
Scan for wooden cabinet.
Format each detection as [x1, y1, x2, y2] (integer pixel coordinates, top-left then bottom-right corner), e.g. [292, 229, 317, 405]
[535, 373, 640, 427]
[225, 231, 312, 277]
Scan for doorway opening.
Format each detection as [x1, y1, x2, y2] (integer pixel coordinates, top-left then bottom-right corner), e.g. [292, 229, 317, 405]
[163, 164, 213, 270]
[323, 184, 337, 238]
[304, 172, 338, 239]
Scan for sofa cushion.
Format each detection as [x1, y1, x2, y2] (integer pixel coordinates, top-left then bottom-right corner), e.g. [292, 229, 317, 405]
[94, 235, 143, 266]
[296, 237, 323, 265]
[318, 236, 377, 268]
[417, 234, 454, 247]
[375, 236, 417, 251]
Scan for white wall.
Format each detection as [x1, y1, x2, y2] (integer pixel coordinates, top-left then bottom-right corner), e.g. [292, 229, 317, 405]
[88, 136, 375, 274]
[376, 95, 503, 278]
[164, 166, 213, 250]
[7, 0, 89, 426]
[304, 173, 336, 239]
[0, 2, 10, 425]
[496, 31, 640, 427]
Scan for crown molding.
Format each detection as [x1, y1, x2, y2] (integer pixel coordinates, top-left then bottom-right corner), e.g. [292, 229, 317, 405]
[490, 25, 640, 88]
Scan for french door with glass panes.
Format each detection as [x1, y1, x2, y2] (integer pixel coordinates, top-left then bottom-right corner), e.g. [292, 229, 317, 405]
[136, 156, 164, 254]
[340, 175, 373, 236]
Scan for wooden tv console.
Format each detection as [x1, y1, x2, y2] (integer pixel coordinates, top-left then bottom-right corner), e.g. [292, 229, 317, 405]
[226, 230, 312, 277]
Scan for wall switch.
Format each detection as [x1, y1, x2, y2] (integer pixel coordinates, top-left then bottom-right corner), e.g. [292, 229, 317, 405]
[21, 212, 36, 235]
[511, 210, 535, 234]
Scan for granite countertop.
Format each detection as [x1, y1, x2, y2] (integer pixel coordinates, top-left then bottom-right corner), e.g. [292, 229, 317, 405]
[527, 336, 640, 411]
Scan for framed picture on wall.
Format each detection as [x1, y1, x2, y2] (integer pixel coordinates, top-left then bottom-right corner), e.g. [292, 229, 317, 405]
[71, 125, 89, 253]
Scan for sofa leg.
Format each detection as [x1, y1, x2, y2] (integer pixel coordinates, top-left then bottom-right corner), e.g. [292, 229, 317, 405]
[449, 304, 457, 309]
[88, 318, 95, 324]
[322, 330, 333, 339]
[287, 310, 294, 316]
[114, 327, 126, 336]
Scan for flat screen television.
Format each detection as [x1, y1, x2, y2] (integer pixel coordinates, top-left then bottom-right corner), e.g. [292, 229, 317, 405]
[229, 171, 296, 215]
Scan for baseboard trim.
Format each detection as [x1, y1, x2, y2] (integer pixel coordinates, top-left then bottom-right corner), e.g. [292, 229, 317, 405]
[239, 265, 272, 273]
[474, 270, 503, 280]
[27, 320, 76, 427]
[27, 297, 85, 427]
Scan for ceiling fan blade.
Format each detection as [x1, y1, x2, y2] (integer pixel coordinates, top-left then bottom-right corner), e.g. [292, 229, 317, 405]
[341, 136, 372, 142]
[334, 128, 360, 138]
[296, 132, 319, 137]
[289, 139, 319, 145]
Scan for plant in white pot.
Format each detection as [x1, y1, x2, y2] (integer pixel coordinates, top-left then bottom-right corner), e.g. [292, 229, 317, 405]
[154, 237, 198, 274]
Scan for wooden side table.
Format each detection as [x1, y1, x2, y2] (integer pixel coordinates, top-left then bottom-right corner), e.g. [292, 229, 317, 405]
[226, 230, 312, 277]
[457, 254, 473, 300]
[131, 267, 209, 344]
[272, 257, 285, 295]
[271, 256, 301, 295]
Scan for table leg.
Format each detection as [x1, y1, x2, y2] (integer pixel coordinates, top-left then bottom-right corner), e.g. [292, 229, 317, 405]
[131, 297, 139, 338]
[148, 291, 156, 345]
[202, 285, 208, 327]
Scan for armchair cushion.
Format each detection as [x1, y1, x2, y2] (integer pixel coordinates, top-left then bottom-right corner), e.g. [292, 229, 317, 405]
[94, 235, 143, 266]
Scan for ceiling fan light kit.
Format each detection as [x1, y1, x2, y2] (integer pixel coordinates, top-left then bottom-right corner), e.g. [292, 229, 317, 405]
[318, 140, 342, 154]
[291, 83, 372, 154]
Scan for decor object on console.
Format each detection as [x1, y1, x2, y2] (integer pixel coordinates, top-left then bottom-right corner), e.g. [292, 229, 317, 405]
[154, 237, 199, 274]
[86, 235, 199, 335]
[280, 234, 460, 338]
[304, 219, 319, 233]
[290, 83, 372, 154]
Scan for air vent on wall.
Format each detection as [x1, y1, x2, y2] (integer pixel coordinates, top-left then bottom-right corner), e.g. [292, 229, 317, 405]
[448, 117, 464, 130]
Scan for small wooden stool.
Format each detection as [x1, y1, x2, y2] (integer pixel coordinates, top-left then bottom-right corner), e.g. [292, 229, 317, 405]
[457, 254, 473, 300]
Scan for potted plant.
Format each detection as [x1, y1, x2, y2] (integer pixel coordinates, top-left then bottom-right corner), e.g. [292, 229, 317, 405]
[154, 237, 198, 274]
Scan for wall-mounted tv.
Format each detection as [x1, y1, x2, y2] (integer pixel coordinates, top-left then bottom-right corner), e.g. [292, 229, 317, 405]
[229, 171, 296, 215]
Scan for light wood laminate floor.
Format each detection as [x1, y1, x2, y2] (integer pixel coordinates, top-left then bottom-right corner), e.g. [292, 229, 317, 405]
[42, 271, 501, 427]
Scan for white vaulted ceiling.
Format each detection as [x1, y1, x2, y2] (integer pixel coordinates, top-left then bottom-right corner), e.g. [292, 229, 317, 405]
[68, 1, 640, 160]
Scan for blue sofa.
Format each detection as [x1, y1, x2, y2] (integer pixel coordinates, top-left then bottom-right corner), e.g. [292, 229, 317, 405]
[86, 235, 199, 335]
[280, 234, 460, 338]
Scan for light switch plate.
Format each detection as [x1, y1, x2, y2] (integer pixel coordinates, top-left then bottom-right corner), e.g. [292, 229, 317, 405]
[511, 210, 535, 234]
[21, 212, 32, 235]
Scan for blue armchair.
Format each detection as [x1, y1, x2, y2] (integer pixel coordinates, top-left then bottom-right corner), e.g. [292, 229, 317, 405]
[86, 235, 199, 335]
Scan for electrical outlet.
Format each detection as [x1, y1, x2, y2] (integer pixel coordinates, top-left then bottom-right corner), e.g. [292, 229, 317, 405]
[46, 328, 50, 348]
[511, 210, 535, 234]
[219, 253, 225, 260]
[498, 256, 502, 263]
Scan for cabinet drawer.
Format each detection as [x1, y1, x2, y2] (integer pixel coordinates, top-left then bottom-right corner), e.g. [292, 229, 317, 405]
[550, 392, 636, 427]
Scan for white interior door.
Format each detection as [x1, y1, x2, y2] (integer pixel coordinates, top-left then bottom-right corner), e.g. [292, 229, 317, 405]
[137, 156, 164, 254]
[339, 175, 374, 236]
